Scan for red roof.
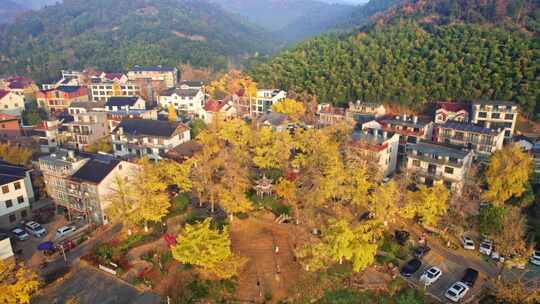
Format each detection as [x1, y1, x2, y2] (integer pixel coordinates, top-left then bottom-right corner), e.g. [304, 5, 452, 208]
[104, 73, 124, 81]
[437, 102, 469, 113]
[204, 99, 226, 112]
[0, 113, 19, 121]
[0, 90, 10, 99]
[320, 105, 346, 116]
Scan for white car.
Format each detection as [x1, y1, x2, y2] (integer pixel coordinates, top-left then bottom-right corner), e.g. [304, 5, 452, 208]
[445, 281, 470, 302]
[55, 225, 76, 239]
[25, 221, 47, 237]
[420, 266, 442, 286]
[491, 250, 501, 261]
[479, 240, 493, 255]
[529, 251, 540, 266]
[11, 228, 29, 241]
[462, 236, 475, 250]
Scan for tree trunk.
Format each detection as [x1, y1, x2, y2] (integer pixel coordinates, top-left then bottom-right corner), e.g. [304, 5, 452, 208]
[127, 228, 132, 236]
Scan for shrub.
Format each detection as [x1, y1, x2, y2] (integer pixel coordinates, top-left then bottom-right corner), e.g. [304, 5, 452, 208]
[95, 244, 113, 263]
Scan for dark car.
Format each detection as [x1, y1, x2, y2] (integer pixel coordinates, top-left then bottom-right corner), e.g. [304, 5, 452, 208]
[413, 246, 431, 259]
[461, 268, 479, 287]
[400, 259, 422, 277]
[395, 230, 410, 246]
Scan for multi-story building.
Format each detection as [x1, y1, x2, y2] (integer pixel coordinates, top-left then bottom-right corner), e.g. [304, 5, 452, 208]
[105, 109, 158, 132]
[66, 155, 138, 224]
[63, 112, 108, 150]
[252, 90, 286, 116]
[348, 129, 400, 177]
[433, 122, 505, 156]
[111, 119, 190, 160]
[346, 101, 386, 122]
[178, 80, 204, 90]
[88, 73, 141, 102]
[363, 114, 433, 164]
[0, 114, 22, 140]
[317, 104, 347, 126]
[105, 96, 146, 112]
[0, 90, 25, 116]
[127, 66, 178, 89]
[158, 88, 204, 115]
[0, 161, 35, 228]
[406, 142, 474, 192]
[36, 86, 88, 113]
[434, 102, 469, 124]
[31, 120, 63, 153]
[471, 101, 518, 140]
[67, 101, 106, 115]
[0, 76, 39, 101]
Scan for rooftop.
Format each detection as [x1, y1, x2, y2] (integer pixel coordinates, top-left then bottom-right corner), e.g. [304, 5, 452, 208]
[164, 140, 202, 162]
[0, 90, 11, 99]
[437, 122, 501, 135]
[407, 142, 470, 159]
[437, 102, 470, 113]
[114, 119, 185, 138]
[131, 65, 176, 72]
[259, 112, 290, 126]
[160, 88, 200, 98]
[0, 160, 28, 185]
[106, 96, 141, 107]
[70, 101, 106, 110]
[0, 113, 19, 121]
[70, 156, 120, 184]
[179, 80, 204, 87]
[472, 100, 516, 107]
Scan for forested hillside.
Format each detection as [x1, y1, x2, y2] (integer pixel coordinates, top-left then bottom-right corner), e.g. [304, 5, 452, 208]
[0, 1, 29, 24]
[12, 0, 59, 10]
[0, 0, 275, 82]
[250, 0, 540, 117]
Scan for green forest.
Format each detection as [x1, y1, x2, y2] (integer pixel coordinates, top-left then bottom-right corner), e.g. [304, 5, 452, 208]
[0, 0, 274, 82]
[250, 0, 540, 117]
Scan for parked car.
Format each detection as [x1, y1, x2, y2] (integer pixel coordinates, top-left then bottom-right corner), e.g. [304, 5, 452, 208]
[491, 250, 501, 261]
[529, 251, 540, 266]
[461, 268, 479, 287]
[479, 240, 493, 255]
[400, 259, 422, 277]
[55, 225, 77, 239]
[413, 246, 431, 259]
[461, 236, 475, 250]
[395, 230, 410, 246]
[11, 228, 29, 241]
[445, 281, 469, 302]
[25, 221, 47, 237]
[420, 266, 442, 286]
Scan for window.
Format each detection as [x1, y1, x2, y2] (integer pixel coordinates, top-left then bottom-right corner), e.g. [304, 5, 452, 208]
[21, 210, 27, 218]
[17, 196, 24, 204]
[491, 113, 500, 119]
[2, 185, 9, 193]
[9, 214, 16, 223]
[14, 182, 21, 190]
[444, 167, 454, 174]
[412, 160, 421, 167]
[505, 113, 514, 120]
[5, 200, 12, 208]
[478, 112, 487, 118]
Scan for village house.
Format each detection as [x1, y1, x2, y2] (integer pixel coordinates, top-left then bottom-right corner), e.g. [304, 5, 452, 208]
[471, 100, 518, 140]
[258, 112, 292, 132]
[346, 101, 386, 122]
[201, 100, 237, 124]
[164, 140, 203, 163]
[406, 142, 474, 193]
[111, 119, 190, 160]
[178, 80, 204, 90]
[88, 72, 141, 102]
[68, 101, 106, 115]
[36, 86, 88, 113]
[348, 129, 400, 177]
[63, 111, 108, 150]
[434, 102, 470, 124]
[0, 161, 35, 228]
[0, 76, 39, 101]
[252, 89, 287, 117]
[127, 65, 178, 89]
[105, 96, 146, 112]
[433, 122, 505, 156]
[0, 90, 25, 116]
[105, 109, 158, 132]
[158, 87, 205, 115]
[0, 114, 23, 140]
[31, 120, 63, 153]
[317, 104, 347, 126]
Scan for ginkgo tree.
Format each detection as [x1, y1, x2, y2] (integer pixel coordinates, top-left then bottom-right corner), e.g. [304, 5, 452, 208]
[252, 127, 293, 170]
[0, 260, 40, 304]
[369, 180, 401, 225]
[404, 184, 450, 227]
[271, 98, 306, 122]
[171, 218, 247, 279]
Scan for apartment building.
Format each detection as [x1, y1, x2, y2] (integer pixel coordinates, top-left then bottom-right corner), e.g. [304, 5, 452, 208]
[471, 101, 518, 140]
[63, 111, 108, 150]
[88, 74, 141, 102]
[0, 161, 35, 228]
[0, 90, 25, 116]
[127, 66, 178, 89]
[317, 104, 347, 126]
[105, 109, 158, 132]
[36, 86, 88, 113]
[252, 90, 286, 116]
[105, 96, 146, 112]
[346, 101, 386, 122]
[30, 120, 62, 153]
[111, 119, 190, 160]
[434, 102, 469, 124]
[433, 122, 505, 155]
[158, 88, 204, 115]
[0, 76, 39, 101]
[178, 80, 204, 90]
[66, 155, 138, 224]
[348, 129, 400, 177]
[0, 114, 22, 140]
[406, 142, 474, 192]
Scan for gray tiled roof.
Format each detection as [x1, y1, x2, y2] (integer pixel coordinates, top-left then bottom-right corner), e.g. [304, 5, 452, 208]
[437, 122, 500, 135]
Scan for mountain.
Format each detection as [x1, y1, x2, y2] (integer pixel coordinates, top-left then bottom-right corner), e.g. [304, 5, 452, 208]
[250, 0, 540, 116]
[0, 0, 29, 25]
[0, 0, 276, 82]
[211, 0, 356, 42]
[12, 0, 59, 10]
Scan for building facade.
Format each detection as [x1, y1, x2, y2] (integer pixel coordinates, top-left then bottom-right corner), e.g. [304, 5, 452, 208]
[348, 129, 400, 177]
[433, 122, 505, 155]
[127, 66, 178, 89]
[63, 112, 109, 150]
[253, 90, 286, 116]
[36, 86, 88, 113]
[471, 101, 518, 140]
[88, 74, 141, 102]
[317, 104, 347, 126]
[0, 90, 25, 116]
[346, 101, 386, 122]
[434, 102, 469, 124]
[105, 96, 146, 112]
[158, 88, 204, 115]
[201, 100, 236, 124]
[0, 114, 22, 140]
[111, 119, 190, 160]
[406, 142, 474, 192]
[0, 161, 35, 228]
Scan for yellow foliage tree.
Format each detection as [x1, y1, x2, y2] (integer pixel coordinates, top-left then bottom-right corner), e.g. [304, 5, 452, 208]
[0, 260, 40, 304]
[106, 176, 141, 235]
[0, 144, 33, 165]
[171, 218, 246, 279]
[167, 103, 177, 122]
[483, 145, 533, 206]
[369, 180, 401, 224]
[275, 177, 299, 222]
[252, 127, 293, 170]
[341, 165, 373, 209]
[271, 98, 306, 121]
[83, 138, 112, 154]
[206, 70, 257, 100]
[404, 184, 449, 227]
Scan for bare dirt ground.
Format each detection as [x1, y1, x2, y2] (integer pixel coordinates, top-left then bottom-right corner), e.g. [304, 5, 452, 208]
[230, 215, 303, 303]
